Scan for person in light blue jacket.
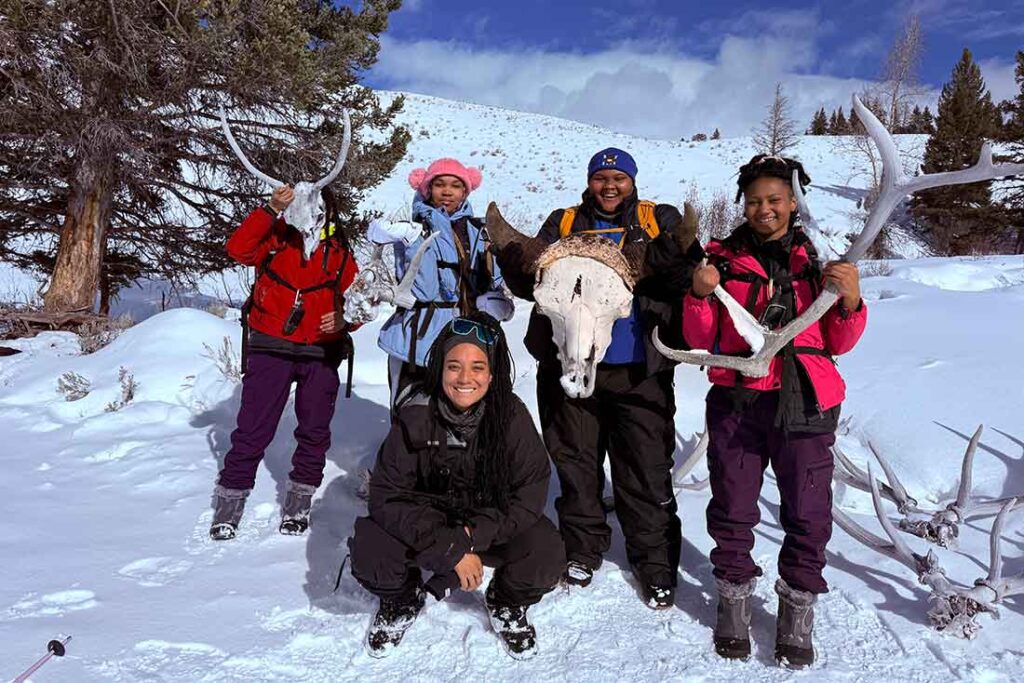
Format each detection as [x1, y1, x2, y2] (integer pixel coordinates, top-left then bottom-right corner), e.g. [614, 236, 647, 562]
[373, 158, 514, 410]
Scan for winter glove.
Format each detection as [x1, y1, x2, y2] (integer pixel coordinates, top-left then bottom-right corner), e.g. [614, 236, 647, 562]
[475, 290, 514, 322]
[366, 218, 423, 246]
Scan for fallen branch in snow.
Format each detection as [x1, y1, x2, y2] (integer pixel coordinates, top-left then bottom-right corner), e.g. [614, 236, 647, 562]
[56, 371, 91, 401]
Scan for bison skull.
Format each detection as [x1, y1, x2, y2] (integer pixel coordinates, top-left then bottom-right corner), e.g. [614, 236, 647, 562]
[534, 254, 634, 398]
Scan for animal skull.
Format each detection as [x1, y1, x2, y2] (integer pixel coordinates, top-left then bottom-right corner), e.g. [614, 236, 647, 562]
[219, 108, 351, 259]
[534, 254, 633, 398]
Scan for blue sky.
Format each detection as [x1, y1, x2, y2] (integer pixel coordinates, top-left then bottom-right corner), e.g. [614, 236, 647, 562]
[361, 0, 1024, 139]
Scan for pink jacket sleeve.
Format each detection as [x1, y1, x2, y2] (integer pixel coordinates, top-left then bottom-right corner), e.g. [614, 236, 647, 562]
[682, 292, 720, 351]
[822, 299, 868, 356]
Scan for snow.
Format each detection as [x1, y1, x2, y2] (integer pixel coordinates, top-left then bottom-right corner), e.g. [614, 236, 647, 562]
[1, 92, 1021, 680]
[2, 255, 1023, 682]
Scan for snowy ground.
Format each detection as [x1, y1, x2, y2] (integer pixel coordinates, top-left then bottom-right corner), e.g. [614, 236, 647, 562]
[1, 255, 1023, 681]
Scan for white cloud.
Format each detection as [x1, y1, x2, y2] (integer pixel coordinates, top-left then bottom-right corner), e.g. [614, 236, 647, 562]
[373, 35, 879, 140]
[980, 58, 1020, 105]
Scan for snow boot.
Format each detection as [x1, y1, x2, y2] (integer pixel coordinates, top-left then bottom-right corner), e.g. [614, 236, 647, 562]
[279, 479, 316, 535]
[486, 587, 538, 661]
[774, 578, 816, 669]
[640, 583, 675, 610]
[365, 587, 426, 658]
[563, 560, 594, 588]
[209, 486, 250, 541]
[714, 578, 756, 660]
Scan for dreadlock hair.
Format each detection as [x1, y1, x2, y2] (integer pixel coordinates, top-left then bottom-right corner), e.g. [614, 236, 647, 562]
[735, 154, 812, 204]
[422, 311, 515, 512]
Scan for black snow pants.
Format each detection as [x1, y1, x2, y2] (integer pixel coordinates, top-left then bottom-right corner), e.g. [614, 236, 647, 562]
[537, 361, 681, 587]
[348, 516, 566, 606]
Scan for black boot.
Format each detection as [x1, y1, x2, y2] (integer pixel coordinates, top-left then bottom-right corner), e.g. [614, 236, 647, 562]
[209, 486, 250, 540]
[365, 587, 426, 658]
[714, 578, 755, 660]
[279, 479, 316, 535]
[774, 578, 816, 669]
[641, 583, 675, 610]
[563, 559, 594, 588]
[486, 587, 538, 660]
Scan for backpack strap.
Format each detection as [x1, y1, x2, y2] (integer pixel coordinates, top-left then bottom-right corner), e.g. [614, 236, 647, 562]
[558, 207, 578, 238]
[635, 200, 660, 239]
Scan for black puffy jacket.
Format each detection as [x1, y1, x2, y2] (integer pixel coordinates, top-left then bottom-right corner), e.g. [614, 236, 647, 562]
[367, 394, 551, 573]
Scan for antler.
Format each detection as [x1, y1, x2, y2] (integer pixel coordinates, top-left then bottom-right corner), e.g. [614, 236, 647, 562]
[654, 95, 1024, 376]
[834, 426, 1023, 548]
[344, 233, 441, 324]
[219, 109, 283, 188]
[672, 430, 710, 490]
[834, 465, 1023, 639]
[314, 108, 352, 190]
[219, 108, 352, 190]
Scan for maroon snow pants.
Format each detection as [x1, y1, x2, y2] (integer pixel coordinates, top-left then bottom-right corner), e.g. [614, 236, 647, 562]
[216, 351, 341, 490]
[705, 387, 835, 594]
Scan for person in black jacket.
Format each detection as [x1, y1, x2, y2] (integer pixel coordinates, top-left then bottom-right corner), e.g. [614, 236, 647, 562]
[348, 312, 565, 661]
[501, 147, 703, 609]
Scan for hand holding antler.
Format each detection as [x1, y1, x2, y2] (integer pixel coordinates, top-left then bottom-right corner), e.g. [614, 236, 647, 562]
[269, 185, 295, 213]
[692, 260, 720, 298]
[823, 262, 860, 310]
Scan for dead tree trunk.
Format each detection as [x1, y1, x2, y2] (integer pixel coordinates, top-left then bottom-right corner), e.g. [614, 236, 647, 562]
[44, 170, 112, 313]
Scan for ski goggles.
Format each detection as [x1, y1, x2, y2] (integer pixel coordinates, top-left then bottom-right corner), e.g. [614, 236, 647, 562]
[448, 318, 498, 345]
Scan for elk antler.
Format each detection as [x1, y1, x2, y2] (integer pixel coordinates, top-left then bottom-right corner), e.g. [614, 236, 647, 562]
[343, 232, 442, 324]
[834, 465, 1024, 639]
[834, 426, 1024, 548]
[672, 430, 710, 491]
[654, 95, 1024, 376]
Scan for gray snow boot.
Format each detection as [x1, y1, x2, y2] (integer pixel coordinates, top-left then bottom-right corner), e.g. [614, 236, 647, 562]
[279, 480, 316, 535]
[210, 486, 250, 541]
[774, 578, 817, 669]
[714, 578, 756, 660]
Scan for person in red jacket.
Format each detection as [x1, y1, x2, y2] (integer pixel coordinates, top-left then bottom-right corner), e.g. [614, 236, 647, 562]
[209, 184, 359, 541]
[683, 155, 867, 668]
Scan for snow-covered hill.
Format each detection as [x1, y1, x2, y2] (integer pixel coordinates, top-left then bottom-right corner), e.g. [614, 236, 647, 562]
[2, 256, 1023, 681]
[365, 91, 930, 259]
[0, 90, 930, 311]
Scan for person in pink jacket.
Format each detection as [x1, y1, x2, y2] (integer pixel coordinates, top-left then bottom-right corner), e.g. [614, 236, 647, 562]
[683, 155, 866, 668]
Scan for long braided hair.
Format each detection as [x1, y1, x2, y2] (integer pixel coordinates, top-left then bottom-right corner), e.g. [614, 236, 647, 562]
[422, 312, 514, 511]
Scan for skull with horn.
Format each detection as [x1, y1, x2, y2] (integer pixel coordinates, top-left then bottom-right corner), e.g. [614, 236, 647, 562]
[486, 202, 697, 399]
[219, 108, 352, 259]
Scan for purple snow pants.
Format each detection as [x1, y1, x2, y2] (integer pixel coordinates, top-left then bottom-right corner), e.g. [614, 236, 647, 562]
[705, 387, 835, 594]
[216, 351, 341, 490]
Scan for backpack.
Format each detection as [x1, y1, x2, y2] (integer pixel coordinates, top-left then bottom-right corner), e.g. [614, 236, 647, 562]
[558, 200, 661, 242]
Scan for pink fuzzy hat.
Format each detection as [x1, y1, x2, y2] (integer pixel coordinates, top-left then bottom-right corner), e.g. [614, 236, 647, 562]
[408, 158, 483, 198]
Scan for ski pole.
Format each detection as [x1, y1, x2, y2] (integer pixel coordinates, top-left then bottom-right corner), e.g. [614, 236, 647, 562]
[13, 635, 71, 683]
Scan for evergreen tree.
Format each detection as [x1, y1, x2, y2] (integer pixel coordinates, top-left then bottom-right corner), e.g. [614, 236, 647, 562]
[835, 107, 851, 135]
[910, 48, 1005, 254]
[808, 108, 828, 135]
[711, 128, 722, 140]
[0, 0, 408, 313]
[998, 50, 1024, 251]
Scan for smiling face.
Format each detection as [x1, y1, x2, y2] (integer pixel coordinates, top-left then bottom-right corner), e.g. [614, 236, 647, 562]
[429, 175, 468, 214]
[587, 169, 634, 213]
[442, 342, 492, 411]
[743, 176, 797, 241]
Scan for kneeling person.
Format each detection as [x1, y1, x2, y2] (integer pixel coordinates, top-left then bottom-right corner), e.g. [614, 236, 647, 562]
[349, 314, 565, 660]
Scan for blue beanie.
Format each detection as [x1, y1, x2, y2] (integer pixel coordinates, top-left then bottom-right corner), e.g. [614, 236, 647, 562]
[588, 147, 637, 180]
